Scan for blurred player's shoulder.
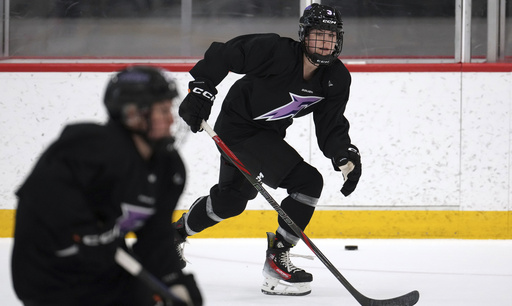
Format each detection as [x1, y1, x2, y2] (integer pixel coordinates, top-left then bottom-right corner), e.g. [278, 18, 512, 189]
[48, 122, 130, 161]
[59, 122, 121, 143]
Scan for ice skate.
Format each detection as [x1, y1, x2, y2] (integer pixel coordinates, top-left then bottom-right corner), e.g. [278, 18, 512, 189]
[172, 214, 188, 269]
[261, 232, 312, 296]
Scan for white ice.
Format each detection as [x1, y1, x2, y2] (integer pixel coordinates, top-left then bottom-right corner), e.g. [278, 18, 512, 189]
[1, 238, 511, 305]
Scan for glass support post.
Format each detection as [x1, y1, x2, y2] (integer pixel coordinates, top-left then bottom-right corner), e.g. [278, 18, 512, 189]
[455, 0, 472, 63]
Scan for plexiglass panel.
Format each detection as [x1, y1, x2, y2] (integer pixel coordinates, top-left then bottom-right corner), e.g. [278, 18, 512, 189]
[2, 0, 510, 61]
[501, 0, 511, 60]
[323, 0, 456, 60]
[7, 0, 299, 57]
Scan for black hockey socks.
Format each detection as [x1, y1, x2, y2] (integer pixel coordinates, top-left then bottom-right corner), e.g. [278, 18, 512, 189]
[278, 195, 316, 241]
[184, 196, 220, 234]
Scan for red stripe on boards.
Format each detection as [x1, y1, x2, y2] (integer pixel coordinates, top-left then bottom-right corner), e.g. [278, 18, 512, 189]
[1, 62, 511, 73]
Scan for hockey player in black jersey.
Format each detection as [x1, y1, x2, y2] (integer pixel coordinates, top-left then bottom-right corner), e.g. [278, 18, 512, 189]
[11, 66, 202, 306]
[177, 3, 362, 296]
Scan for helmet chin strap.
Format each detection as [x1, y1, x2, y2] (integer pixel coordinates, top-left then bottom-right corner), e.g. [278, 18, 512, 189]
[304, 53, 319, 66]
[129, 127, 176, 159]
[150, 136, 176, 155]
[305, 52, 330, 66]
[302, 35, 337, 66]
[303, 46, 334, 66]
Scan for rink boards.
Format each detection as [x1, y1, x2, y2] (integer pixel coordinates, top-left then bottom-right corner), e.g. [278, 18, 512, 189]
[1, 62, 511, 239]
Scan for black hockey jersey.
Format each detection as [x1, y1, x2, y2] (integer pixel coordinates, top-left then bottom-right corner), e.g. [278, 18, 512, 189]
[190, 33, 353, 160]
[11, 121, 186, 305]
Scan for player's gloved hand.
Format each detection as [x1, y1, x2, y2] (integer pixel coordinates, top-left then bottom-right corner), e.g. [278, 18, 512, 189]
[162, 271, 203, 306]
[178, 78, 217, 133]
[332, 144, 362, 197]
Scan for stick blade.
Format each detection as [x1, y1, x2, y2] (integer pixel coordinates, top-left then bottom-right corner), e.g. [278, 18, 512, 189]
[367, 290, 420, 306]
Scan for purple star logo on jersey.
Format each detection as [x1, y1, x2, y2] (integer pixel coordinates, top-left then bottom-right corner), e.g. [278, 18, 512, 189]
[117, 203, 155, 233]
[254, 93, 324, 121]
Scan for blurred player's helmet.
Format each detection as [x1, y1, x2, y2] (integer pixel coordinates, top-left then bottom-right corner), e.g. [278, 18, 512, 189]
[104, 65, 178, 123]
[299, 3, 344, 66]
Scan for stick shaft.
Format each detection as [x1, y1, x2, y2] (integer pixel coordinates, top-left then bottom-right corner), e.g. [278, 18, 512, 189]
[200, 121, 372, 305]
[115, 248, 180, 305]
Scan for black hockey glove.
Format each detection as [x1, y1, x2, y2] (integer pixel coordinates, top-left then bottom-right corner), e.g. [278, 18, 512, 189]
[332, 144, 362, 197]
[178, 78, 217, 133]
[162, 271, 203, 306]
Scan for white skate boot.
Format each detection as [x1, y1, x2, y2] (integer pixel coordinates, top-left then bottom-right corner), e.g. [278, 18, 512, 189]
[261, 232, 312, 296]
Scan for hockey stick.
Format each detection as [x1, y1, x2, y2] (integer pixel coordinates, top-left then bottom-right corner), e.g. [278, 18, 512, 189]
[200, 120, 419, 306]
[115, 248, 188, 306]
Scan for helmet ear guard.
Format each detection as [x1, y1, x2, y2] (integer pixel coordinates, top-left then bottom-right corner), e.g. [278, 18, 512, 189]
[120, 102, 150, 133]
[299, 3, 344, 66]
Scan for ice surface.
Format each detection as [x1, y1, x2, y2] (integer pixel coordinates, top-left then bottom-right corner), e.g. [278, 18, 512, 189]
[2, 238, 511, 305]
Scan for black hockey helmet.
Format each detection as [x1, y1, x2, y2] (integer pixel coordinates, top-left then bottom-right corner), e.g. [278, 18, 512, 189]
[299, 3, 344, 66]
[104, 65, 178, 122]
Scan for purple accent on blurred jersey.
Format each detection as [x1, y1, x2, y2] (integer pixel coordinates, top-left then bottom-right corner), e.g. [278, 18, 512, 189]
[117, 203, 155, 233]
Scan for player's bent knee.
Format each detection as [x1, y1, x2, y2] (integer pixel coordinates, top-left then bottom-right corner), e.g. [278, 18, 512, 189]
[209, 186, 255, 219]
[284, 162, 324, 198]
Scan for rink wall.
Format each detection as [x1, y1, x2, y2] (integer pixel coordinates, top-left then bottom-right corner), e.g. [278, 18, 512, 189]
[1, 62, 511, 239]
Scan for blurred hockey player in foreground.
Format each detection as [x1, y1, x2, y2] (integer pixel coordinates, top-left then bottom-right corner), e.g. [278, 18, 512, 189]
[11, 66, 202, 306]
[176, 3, 362, 296]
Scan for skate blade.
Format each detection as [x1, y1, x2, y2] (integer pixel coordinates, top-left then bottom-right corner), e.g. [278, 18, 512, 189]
[261, 274, 311, 296]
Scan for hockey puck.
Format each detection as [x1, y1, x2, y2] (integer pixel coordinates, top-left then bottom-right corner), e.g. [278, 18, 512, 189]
[345, 245, 358, 251]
